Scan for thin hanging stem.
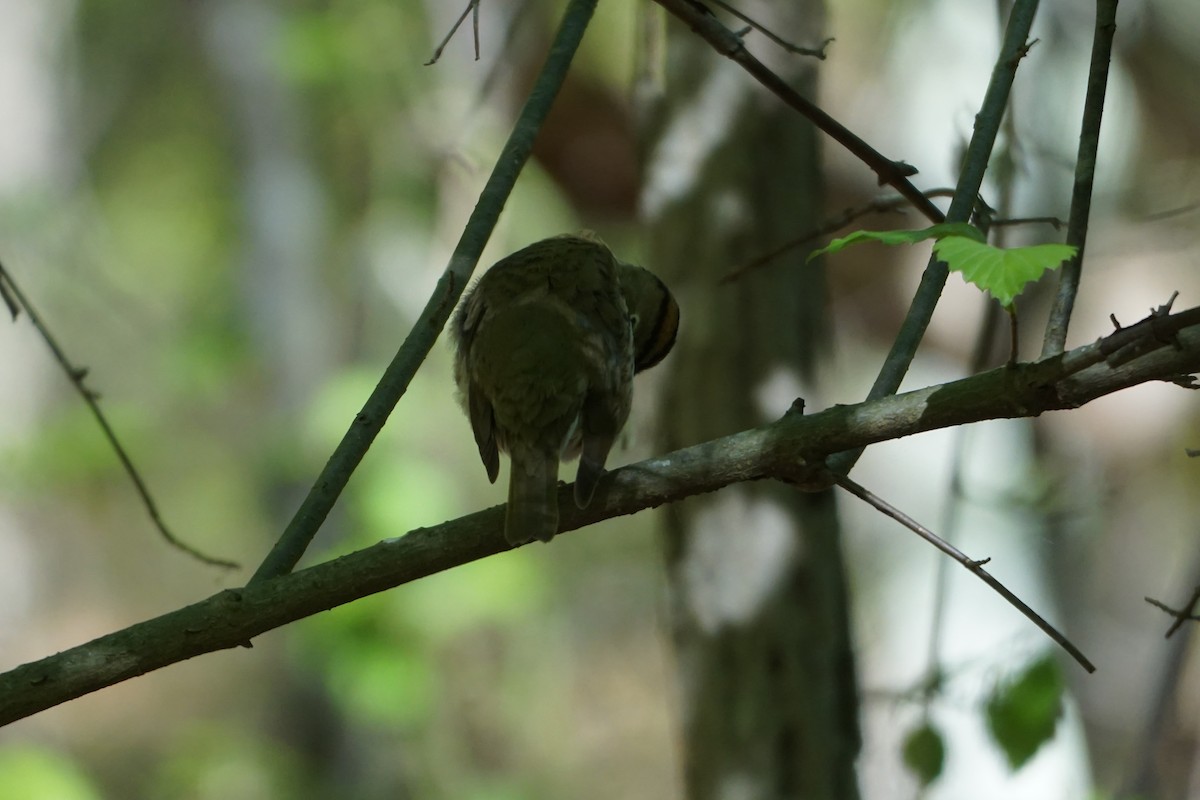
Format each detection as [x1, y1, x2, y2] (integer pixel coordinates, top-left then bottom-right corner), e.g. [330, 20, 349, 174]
[0, 266, 237, 569]
[837, 475, 1095, 672]
[828, 0, 1042, 477]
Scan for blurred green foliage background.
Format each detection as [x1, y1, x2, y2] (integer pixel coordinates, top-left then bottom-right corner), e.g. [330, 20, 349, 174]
[1, 0, 675, 797]
[3, 0, 1200, 797]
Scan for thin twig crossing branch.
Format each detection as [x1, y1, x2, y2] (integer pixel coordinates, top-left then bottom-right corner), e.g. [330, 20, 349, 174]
[425, 0, 482, 65]
[1042, 0, 1120, 357]
[249, 0, 602, 583]
[1146, 589, 1200, 637]
[720, 190, 956, 284]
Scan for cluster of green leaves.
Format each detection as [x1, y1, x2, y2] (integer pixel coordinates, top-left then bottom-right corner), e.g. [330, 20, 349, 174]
[810, 223, 1077, 308]
[901, 653, 1066, 788]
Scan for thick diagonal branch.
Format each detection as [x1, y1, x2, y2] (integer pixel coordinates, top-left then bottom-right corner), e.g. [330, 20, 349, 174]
[2, 305, 1198, 726]
[863, 0, 1041, 399]
[250, 0, 600, 582]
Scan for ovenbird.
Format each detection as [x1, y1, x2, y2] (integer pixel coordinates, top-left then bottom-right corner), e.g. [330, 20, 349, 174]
[452, 233, 679, 546]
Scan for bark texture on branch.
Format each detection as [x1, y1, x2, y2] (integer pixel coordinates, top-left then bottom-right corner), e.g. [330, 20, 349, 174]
[1, 308, 1197, 727]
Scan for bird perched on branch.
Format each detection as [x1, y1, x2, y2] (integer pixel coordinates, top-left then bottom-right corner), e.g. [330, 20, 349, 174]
[452, 233, 679, 546]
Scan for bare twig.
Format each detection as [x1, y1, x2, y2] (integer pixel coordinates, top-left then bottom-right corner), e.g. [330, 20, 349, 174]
[477, 0, 540, 103]
[826, 0, 1042, 478]
[922, 304, 1005, 690]
[720, 200, 907, 283]
[249, 0, 601, 583]
[473, 0, 480, 59]
[835, 475, 1095, 672]
[1146, 589, 1200, 637]
[991, 215, 1065, 230]
[651, 0, 944, 223]
[719, 204, 1060, 286]
[425, 0, 481, 66]
[1127, 548, 1200, 793]
[860, 0, 1040, 404]
[720, 190, 957, 284]
[708, 0, 832, 58]
[1142, 200, 1200, 223]
[1006, 303, 1020, 365]
[921, 70, 1018, 698]
[0, 267, 237, 569]
[1041, 0, 1120, 357]
[0, 262, 19, 318]
[1097, 292, 1183, 368]
[1125, 566, 1199, 797]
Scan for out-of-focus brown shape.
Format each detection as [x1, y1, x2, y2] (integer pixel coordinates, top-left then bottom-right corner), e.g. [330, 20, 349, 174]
[531, 73, 639, 220]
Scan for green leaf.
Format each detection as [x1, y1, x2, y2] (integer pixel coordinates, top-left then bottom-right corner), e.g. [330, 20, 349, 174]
[934, 237, 1076, 307]
[807, 222, 1076, 307]
[807, 223, 984, 262]
[985, 654, 1065, 770]
[902, 721, 946, 787]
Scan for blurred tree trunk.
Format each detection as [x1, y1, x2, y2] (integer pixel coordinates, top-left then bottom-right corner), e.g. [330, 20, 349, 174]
[638, 5, 860, 798]
[196, 1, 367, 793]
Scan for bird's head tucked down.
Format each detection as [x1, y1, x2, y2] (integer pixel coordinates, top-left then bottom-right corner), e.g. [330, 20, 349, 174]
[618, 262, 680, 373]
[451, 233, 678, 546]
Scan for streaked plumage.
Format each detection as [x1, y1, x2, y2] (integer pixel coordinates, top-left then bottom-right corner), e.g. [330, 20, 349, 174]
[452, 233, 679, 545]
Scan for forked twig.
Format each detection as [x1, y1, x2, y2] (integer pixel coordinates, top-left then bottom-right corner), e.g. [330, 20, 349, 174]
[720, 188, 957, 284]
[651, 0, 942, 224]
[425, 0, 481, 66]
[720, 204, 1062, 285]
[835, 474, 1095, 672]
[1146, 589, 1200, 637]
[249, 0, 602, 583]
[0, 265, 237, 569]
[708, 0, 832, 58]
[1126, 560, 1200, 796]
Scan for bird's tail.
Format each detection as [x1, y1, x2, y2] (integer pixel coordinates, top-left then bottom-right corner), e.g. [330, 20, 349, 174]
[506, 453, 559, 545]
